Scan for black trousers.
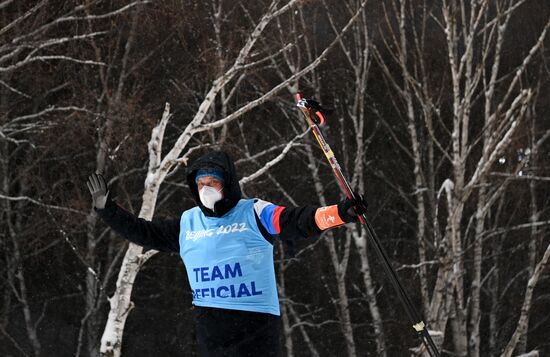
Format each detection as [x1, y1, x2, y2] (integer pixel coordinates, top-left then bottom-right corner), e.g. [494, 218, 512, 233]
[193, 306, 280, 357]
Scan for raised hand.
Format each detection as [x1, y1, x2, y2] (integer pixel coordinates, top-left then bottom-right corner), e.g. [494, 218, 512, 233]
[86, 173, 109, 209]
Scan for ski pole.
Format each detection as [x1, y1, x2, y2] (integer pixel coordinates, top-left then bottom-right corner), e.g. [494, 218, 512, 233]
[295, 93, 441, 357]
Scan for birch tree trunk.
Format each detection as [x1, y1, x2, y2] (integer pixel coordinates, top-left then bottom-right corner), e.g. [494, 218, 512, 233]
[501, 243, 550, 357]
[302, 142, 357, 357]
[324, 2, 388, 353]
[277, 244, 294, 357]
[7, 181, 41, 357]
[82, 6, 146, 355]
[517, 117, 540, 354]
[100, 103, 172, 357]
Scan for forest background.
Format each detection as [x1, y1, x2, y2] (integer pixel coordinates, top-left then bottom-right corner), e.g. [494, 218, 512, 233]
[1, 0, 550, 356]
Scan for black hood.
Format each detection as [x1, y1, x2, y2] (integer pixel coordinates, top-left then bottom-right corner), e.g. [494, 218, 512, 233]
[186, 151, 242, 217]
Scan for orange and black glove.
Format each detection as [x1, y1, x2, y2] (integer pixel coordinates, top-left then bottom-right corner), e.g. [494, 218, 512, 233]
[314, 193, 368, 230]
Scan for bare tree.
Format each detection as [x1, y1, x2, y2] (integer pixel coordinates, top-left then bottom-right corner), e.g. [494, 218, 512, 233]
[1, 1, 548, 356]
[0, 2, 148, 356]
[372, 0, 550, 355]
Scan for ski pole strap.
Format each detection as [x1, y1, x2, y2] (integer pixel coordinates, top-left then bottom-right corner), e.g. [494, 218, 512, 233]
[296, 94, 326, 125]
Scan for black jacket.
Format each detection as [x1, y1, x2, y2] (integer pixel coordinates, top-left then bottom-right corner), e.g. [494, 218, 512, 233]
[96, 151, 322, 253]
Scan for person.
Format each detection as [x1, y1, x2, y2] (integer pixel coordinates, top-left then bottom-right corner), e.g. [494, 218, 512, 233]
[87, 150, 367, 357]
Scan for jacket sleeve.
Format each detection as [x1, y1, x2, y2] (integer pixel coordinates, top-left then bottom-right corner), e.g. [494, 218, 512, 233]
[254, 199, 348, 241]
[95, 199, 180, 253]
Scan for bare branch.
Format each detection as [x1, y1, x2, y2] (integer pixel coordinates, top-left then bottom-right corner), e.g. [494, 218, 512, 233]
[0, 194, 87, 215]
[482, 220, 550, 240]
[0, 56, 105, 73]
[10, 1, 151, 45]
[0, 0, 14, 11]
[0, 0, 47, 37]
[196, 0, 367, 134]
[0, 79, 31, 98]
[0, 324, 30, 357]
[240, 130, 308, 186]
[489, 173, 550, 182]
[3, 106, 96, 127]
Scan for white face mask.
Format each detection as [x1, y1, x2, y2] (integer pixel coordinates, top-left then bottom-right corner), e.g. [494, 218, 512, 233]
[199, 185, 223, 210]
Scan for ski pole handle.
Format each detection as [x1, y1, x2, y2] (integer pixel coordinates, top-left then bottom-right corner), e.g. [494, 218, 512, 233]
[296, 93, 365, 224]
[296, 93, 326, 126]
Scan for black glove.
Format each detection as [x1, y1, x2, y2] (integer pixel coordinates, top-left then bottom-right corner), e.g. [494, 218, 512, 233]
[86, 173, 109, 209]
[337, 193, 368, 223]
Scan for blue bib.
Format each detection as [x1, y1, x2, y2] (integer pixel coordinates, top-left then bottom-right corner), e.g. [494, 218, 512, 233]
[179, 199, 279, 315]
